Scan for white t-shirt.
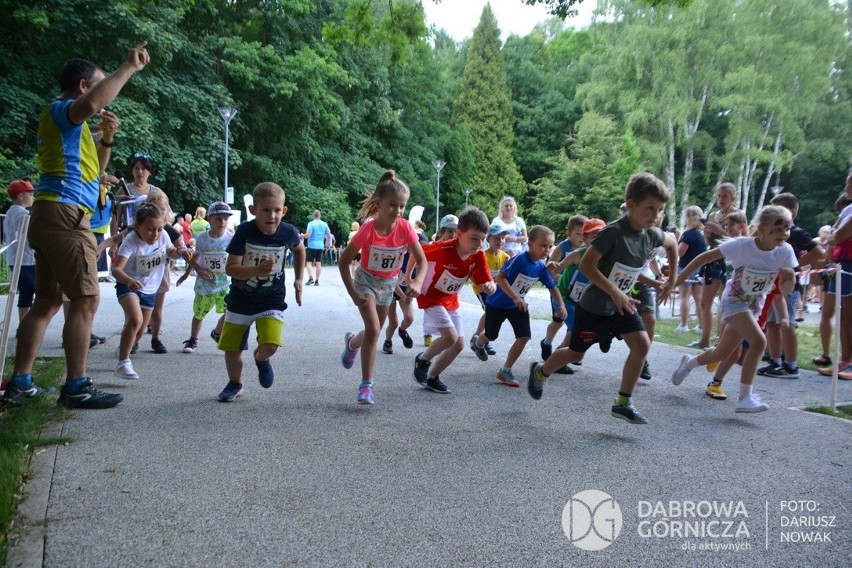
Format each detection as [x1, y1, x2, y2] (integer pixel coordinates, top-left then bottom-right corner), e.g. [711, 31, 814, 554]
[719, 236, 797, 312]
[117, 230, 172, 294]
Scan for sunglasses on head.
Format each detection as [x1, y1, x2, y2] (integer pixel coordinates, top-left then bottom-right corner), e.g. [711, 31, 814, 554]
[133, 152, 152, 160]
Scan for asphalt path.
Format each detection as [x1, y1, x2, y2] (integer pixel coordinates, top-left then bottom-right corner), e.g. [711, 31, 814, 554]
[5, 267, 851, 567]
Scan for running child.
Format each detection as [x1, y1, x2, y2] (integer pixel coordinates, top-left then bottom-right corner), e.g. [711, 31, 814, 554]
[179, 201, 235, 353]
[670, 205, 798, 413]
[3, 180, 36, 320]
[527, 172, 678, 425]
[470, 223, 511, 356]
[216, 182, 305, 402]
[111, 204, 193, 380]
[338, 171, 427, 405]
[540, 215, 587, 362]
[412, 207, 495, 393]
[471, 225, 566, 387]
[382, 224, 428, 355]
[547, 218, 608, 375]
[423, 214, 458, 346]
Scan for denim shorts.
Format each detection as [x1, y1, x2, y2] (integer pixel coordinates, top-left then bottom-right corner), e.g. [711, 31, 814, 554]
[353, 266, 398, 307]
[825, 262, 852, 298]
[115, 282, 156, 310]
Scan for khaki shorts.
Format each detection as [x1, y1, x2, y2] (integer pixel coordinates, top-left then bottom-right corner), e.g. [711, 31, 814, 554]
[29, 201, 100, 300]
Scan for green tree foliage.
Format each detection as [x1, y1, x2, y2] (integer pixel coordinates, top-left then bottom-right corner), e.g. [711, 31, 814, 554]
[531, 112, 641, 229]
[453, 4, 526, 213]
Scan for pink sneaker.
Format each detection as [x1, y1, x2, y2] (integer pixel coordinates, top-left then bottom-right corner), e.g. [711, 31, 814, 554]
[341, 332, 359, 369]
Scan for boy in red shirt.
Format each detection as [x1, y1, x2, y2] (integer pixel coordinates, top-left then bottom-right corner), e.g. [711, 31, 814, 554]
[412, 207, 495, 393]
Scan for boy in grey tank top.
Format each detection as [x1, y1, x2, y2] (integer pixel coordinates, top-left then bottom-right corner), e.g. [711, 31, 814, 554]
[527, 172, 679, 424]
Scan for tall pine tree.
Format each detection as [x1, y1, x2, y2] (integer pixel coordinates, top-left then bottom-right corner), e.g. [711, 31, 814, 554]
[453, 3, 526, 215]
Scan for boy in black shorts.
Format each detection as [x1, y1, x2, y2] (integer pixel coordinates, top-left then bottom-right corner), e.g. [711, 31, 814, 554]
[527, 172, 678, 424]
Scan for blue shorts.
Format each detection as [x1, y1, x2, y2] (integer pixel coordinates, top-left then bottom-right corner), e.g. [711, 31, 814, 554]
[115, 283, 156, 310]
[701, 258, 727, 285]
[825, 262, 852, 298]
[12, 265, 35, 308]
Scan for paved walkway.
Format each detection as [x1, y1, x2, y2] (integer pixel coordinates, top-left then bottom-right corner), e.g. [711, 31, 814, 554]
[4, 268, 850, 567]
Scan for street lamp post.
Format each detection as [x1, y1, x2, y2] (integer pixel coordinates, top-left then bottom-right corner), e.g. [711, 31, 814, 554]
[218, 107, 238, 203]
[433, 159, 446, 235]
[463, 187, 471, 209]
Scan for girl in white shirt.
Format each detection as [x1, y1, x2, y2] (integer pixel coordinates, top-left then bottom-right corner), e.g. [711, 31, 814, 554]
[112, 204, 189, 380]
[669, 205, 798, 413]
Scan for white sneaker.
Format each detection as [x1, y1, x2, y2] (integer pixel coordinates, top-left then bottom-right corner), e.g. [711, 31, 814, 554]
[115, 360, 139, 380]
[671, 354, 692, 386]
[735, 394, 769, 413]
[675, 324, 690, 332]
[693, 326, 703, 334]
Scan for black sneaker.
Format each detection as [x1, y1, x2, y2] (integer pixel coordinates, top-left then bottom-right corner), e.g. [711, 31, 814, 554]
[91, 333, 107, 344]
[306, 277, 315, 286]
[382, 340, 393, 354]
[640, 361, 652, 381]
[151, 338, 168, 354]
[182, 337, 199, 353]
[2, 380, 52, 407]
[414, 354, 431, 384]
[484, 342, 496, 356]
[130, 342, 139, 355]
[599, 333, 612, 354]
[470, 335, 488, 361]
[554, 365, 574, 375]
[527, 362, 546, 400]
[398, 328, 414, 349]
[757, 362, 781, 376]
[425, 376, 450, 393]
[58, 380, 123, 409]
[611, 403, 648, 424]
[540, 339, 552, 360]
[210, 329, 222, 343]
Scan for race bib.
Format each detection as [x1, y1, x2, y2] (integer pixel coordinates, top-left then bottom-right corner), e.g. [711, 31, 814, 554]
[568, 281, 588, 304]
[133, 246, 167, 277]
[510, 274, 538, 298]
[367, 244, 405, 273]
[243, 243, 285, 275]
[608, 262, 642, 293]
[740, 266, 776, 296]
[203, 251, 228, 274]
[434, 270, 466, 294]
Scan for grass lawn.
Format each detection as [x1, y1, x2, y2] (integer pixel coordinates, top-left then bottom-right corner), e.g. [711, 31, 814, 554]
[653, 318, 824, 372]
[804, 404, 852, 421]
[0, 358, 68, 564]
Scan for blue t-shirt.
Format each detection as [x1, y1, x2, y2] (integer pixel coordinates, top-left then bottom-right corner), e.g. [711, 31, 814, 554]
[305, 219, 330, 249]
[486, 251, 556, 310]
[225, 220, 302, 315]
[36, 98, 100, 214]
[678, 228, 707, 269]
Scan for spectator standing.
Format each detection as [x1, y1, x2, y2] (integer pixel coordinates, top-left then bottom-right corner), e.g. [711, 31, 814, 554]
[304, 209, 330, 285]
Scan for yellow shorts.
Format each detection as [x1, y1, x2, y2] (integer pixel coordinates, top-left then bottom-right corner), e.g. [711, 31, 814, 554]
[218, 309, 285, 352]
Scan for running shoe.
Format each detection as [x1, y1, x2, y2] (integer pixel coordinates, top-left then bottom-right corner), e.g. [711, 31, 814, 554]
[540, 339, 552, 360]
[357, 382, 375, 404]
[414, 353, 431, 384]
[470, 335, 488, 361]
[425, 376, 450, 393]
[341, 332, 359, 369]
[382, 340, 393, 354]
[151, 338, 168, 354]
[182, 337, 199, 353]
[611, 403, 648, 424]
[58, 379, 123, 409]
[218, 380, 243, 402]
[705, 382, 727, 400]
[398, 328, 414, 349]
[115, 360, 140, 380]
[640, 361, 652, 381]
[495, 368, 520, 387]
[256, 358, 274, 388]
[484, 342, 496, 355]
[735, 394, 769, 413]
[671, 354, 692, 386]
[527, 363, 546, 400]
